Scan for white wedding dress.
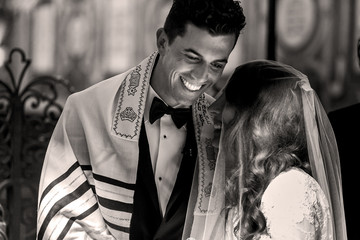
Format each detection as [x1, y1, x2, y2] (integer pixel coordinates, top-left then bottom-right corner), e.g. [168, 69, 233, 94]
[226, 168, 333, 240]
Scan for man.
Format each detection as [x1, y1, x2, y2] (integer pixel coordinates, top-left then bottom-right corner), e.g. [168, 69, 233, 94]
[36, 0, 246, 239]
[327, 38, 360, 240]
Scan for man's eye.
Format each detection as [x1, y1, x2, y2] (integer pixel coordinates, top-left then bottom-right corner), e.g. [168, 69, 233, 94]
[186, 55, 200, 62]
[211, 63, 225, 70]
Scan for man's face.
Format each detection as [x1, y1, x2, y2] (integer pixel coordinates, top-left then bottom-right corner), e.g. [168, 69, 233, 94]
[153, 23, 236, 108]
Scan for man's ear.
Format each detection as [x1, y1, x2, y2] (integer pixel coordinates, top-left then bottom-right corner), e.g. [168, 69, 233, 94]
[156, 28, 168, 54]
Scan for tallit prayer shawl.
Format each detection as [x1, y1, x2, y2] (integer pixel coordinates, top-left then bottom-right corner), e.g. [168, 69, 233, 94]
[37, 52, 218, 239]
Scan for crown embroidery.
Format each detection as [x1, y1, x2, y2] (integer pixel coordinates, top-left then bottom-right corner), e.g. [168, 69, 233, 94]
[127, 65, 141, 96]
[120, 107, 137, 122]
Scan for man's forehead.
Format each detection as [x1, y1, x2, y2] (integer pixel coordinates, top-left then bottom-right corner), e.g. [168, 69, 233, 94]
[176, 24, 236, 60]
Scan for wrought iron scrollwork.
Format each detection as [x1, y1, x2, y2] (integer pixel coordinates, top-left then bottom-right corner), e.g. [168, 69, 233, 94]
[0, 48, 73, 240]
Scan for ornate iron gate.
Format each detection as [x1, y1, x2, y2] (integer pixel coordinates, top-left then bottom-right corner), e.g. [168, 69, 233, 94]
[0, 48, 73, 240]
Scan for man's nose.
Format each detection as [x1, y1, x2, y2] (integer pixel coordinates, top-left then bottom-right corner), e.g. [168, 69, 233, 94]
[192, 62, 208, 81]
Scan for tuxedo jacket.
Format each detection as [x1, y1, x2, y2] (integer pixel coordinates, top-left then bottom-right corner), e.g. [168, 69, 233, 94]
[37, 52, 218, 239]
[328, 103, 360, 240]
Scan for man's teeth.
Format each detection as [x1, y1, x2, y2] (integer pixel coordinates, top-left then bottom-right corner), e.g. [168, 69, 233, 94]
[182, 78, 202, 91]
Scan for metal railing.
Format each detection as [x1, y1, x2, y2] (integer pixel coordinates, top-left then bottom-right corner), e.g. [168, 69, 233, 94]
[0, 48, 73, 240]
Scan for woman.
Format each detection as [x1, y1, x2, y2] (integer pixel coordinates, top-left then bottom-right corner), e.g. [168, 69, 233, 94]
[185, 60, 347, 240]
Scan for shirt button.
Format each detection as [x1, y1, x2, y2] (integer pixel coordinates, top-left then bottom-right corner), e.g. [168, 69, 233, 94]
[158, 177, 162, 181]
[163, 135, 167, 139]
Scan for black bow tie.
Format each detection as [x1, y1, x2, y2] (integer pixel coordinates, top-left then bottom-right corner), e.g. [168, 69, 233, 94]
[149, 97, 192, 129]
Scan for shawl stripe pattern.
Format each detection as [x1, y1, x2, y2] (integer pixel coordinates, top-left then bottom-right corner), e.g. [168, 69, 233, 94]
[57, 203, 99, 239]
[39, 162, 79, 203]
[38, 169, 93, 239]
[93, 173, 136, 191]
[37, 160, 133, 238]
[104, 219, 131, 233]
[97, 196, 132, 212]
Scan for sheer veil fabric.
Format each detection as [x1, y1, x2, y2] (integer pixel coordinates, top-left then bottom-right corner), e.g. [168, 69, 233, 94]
[182, 126, 227, 240]
[182, 60, 347, 240]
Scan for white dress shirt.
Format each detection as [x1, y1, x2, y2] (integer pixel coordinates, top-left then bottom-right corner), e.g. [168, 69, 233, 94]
[144, 86, 187, 216]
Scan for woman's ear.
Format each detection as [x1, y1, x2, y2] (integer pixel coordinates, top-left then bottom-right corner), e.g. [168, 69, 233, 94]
[156, 28, 168, 54]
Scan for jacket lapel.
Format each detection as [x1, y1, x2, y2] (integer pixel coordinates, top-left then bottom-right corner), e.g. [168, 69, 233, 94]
[138, 122, 161, 214]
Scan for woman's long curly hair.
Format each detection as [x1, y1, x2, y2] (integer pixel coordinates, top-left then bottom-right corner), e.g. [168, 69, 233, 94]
[223, 61, 312, 239]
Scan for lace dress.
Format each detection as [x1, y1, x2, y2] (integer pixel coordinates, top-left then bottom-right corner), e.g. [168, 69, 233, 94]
[226, 168, 333, 240]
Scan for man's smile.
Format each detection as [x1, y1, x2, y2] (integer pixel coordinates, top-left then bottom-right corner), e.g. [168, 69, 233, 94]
[180, 76, 203, 91]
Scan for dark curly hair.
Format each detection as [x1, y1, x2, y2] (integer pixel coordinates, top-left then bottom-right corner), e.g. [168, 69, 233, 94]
[164, 0, 246, 45]
[223, 61, 312, 239]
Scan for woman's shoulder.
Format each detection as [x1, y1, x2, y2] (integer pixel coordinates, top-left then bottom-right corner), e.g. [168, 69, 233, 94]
[265, 168, 320, 194]
[262, 168, 329, 209]
[257, 169, 333, 240]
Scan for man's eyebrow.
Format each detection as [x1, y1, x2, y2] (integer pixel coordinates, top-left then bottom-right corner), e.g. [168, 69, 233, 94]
[183, 48, 228, 63]
[215, 59, 228, 64]
[184, 48, 201, 56]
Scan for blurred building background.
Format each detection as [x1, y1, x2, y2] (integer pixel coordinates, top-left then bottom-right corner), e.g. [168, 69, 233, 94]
[0, 0, 359, 111]
[0, 0, 359, 239]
